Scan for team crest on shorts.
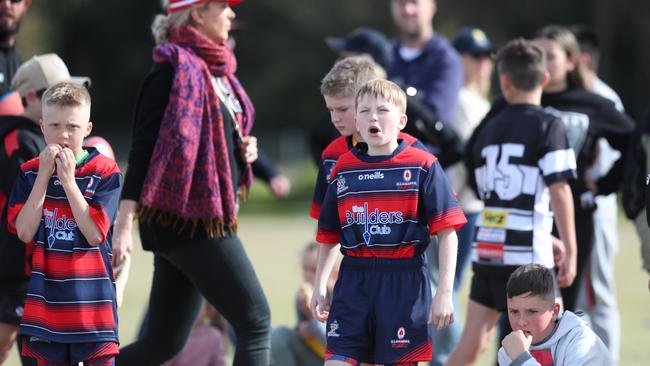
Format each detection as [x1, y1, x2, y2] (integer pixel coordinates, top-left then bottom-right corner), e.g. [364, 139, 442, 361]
[390, 326, 410, 348]
[327, 320, 340, 337]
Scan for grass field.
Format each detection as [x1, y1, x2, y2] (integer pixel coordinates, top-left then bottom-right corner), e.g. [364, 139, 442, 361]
[6, 210, 650, 365]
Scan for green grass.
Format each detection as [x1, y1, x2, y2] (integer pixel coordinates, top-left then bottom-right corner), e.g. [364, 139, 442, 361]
[5, 210, 650, 365]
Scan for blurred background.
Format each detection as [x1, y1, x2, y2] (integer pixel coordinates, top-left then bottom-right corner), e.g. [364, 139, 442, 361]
[17, 0, 650, 168]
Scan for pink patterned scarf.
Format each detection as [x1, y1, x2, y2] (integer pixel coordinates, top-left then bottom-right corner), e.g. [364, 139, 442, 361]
[138, 24, 254, 238]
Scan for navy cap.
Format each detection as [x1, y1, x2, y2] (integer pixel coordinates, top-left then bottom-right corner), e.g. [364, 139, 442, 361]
[453, 27, 494, 56]
[325, 27, 394, 68]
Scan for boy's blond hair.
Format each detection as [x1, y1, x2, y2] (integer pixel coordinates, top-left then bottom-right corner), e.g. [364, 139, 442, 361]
[320, 55, 386, 98]
[355, 79, 407, 114]
[42, 82, 91, 109]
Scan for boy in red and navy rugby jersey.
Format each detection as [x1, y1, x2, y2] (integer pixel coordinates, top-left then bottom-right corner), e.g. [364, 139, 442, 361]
[310, 55, 426, 220]
[7, 82, 121, 365]
[311, 79, 466, 366]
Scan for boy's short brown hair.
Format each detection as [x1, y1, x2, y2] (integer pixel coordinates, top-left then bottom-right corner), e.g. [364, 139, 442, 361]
[506, 264, 556, 304]
[320, 55, 386, 98]
[496, 38, 546, 92]
[355, 79, 407, 114]
[42, 82, 91, 109]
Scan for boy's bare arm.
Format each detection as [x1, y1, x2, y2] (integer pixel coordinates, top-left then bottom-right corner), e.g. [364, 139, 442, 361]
[15, 173, 50, 243]
[549, 181, 577, 288]
[310, 243, 340, 322]
[57, 149, 103, 246]
[15, 145, 60, 243]
[112, 199, 138, 273]
[430, 227, 458, 330]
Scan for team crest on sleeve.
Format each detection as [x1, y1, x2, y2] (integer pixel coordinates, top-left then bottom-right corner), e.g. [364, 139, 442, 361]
[336, 176, 348, 194]
[83, 176, 96, 198]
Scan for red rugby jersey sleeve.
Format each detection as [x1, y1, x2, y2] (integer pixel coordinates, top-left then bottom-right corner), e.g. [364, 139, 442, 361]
[88, 171, 122, 244]
[310, 161, 329, 220]
[421, 159, 467, 235]
[316, 167, 341, 245]
[6, 166, 32, 235]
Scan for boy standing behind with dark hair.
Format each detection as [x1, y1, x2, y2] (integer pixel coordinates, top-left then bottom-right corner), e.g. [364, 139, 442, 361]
[498, 264, 610, 365]
[447, 38, 578, 365]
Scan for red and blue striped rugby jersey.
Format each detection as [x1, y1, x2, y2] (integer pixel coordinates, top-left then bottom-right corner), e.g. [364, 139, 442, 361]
[316, 140, 466, 258]
[7, 148, 121, 343]
[310, 132, 427, 220]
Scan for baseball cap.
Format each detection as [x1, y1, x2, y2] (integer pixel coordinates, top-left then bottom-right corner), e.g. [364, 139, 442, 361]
[167, 0, 243, 14]
[453, 27, 495, 56]
[11, 53, 91, 97]
[325, 27, 394, 68]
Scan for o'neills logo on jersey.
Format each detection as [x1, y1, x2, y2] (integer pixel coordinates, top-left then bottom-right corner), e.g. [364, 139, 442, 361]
[391, 326, 410, 348]
[358, 171, 384, 181]
[43, 208, 77, 247]
[346, 202, 403, 244]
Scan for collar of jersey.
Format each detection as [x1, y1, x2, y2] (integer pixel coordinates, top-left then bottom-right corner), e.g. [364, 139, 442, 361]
[75, 149, 90, 165]
[351, 139, 408, 163]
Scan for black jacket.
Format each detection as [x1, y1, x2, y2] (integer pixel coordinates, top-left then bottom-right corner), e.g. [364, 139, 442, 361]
[0, 115, 44, 289]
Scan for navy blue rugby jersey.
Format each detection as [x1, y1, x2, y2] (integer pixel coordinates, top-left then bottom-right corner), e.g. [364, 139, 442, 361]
[7, 148, 121, 343]
[316, 140, 466, 258]
[310, 133, 427, 220]
[470, 104, 576, 269]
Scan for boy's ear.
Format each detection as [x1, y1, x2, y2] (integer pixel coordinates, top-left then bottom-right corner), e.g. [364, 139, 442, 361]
[541, 71, 550, 88]
[85, 121, 93, 137]
[398, 113, 407, 130]
[550, 301, 561, 322]
[499, 73, 511, 94]
[39, 119, 44, 133]
[25, 90, 38, 105]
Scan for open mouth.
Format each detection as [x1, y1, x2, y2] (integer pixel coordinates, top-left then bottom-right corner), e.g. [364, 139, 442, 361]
[368, 126, 381, 135]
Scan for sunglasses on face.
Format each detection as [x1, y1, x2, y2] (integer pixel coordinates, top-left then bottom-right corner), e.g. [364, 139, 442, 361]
[7, 0, 23, 4]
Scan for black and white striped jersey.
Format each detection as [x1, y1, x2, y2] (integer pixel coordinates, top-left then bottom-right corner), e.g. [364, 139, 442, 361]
[470, 104, 577, 270]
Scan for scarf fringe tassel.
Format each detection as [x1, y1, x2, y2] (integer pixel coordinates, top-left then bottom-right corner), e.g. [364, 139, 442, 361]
[137, 205, 238, 239]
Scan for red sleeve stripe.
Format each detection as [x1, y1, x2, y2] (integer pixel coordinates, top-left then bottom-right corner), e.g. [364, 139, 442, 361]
[316, 229, 340, 244]
[6, 202, 24, 235]
[89, 205, 110, 243]
[310, 202, 321, 220]
[428, 212, 467, 235]
[3, 129, 19, 156]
